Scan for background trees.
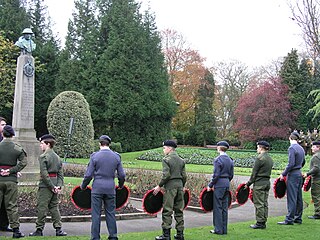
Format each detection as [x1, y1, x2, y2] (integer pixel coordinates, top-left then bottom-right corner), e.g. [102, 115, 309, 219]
[233, 78, 295, 142]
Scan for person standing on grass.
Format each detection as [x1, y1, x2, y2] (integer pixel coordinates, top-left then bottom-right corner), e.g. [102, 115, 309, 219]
[245, 140, 274, 229]
[0, 116, 12, 233]
[81, 135, 125, 240]
[278, 131, 305, 225]
[29, 134, 67, 237]
[304, 141, 320, 219]
[153, 140, 187, 240]
[0, 125, 27, 238]
[207, 141, 234, 235]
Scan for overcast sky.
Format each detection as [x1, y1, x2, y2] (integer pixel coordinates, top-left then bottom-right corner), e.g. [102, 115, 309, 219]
[46, 0, 304, 68]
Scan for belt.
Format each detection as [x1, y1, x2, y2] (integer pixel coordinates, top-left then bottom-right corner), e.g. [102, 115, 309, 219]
[220, 176, 229, 178]
[48, 173, 57, 177]
[0, 165, 12, 169]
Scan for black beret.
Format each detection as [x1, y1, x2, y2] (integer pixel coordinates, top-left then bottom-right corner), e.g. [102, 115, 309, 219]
[39, 134, 55, 141]
[312, 141, 320, 146]
[217, 141, 229, 149]
[3, 125, 15, 136]
[163, 140, 177, 148]
[291, 131, 300, 138]
[257, 140, 270, 148]
[99, 135, 111, 143]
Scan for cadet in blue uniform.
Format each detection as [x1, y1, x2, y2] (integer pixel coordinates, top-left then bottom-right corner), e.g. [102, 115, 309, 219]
[81, 135, 125, 240]
[278, 132, 305, 225]
[207, 141, 234, 235]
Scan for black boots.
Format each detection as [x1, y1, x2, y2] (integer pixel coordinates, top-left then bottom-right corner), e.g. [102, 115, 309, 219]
[29, 229, 43, 237]
[56, 227, 67, 236]
[12, 228, 25, 238]
[155, 229, 171, 240]
[174, 230, 185, 240]
[250, 222, 266, 229]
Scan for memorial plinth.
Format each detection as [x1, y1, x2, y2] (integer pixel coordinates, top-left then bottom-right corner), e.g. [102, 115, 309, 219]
[12, 54, 41, 183]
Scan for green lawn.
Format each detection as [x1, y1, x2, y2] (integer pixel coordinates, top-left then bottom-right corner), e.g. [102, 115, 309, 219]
[20, 193, 319, 240]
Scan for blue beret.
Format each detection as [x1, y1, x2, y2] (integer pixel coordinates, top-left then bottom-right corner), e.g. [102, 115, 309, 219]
[163, 140, 177, 148]
[217, 141, 229, 149]
[312, 141, 320, 146]
[257, 140, 270, 148]
[39, 134, 55, 141]
[3, 125, 15, 136]
[99, 135, 111, 143]
[291, 131, 300, 138]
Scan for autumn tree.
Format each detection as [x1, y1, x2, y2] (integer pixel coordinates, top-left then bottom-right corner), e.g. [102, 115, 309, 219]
[161, 29, 207, 132]
[233, 78, 295, 142]
[213, 60, 252, 139]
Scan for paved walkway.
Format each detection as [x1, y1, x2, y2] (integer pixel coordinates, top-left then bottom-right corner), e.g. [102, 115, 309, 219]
[0, 176, 288, 237]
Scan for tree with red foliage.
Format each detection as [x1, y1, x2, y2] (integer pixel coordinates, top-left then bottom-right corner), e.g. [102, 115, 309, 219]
[233, 78, 296, 142]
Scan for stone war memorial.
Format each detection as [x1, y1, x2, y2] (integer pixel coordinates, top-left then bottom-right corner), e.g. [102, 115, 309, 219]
[13, 28, 41, 183]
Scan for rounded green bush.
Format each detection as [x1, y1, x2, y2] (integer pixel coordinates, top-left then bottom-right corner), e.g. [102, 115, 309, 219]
[47, 91, 94, 158]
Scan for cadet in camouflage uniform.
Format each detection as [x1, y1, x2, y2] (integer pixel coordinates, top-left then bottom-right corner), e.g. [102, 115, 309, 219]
[0, 125, 27, 238]
[245, 141, 274, 229]
[304, 141, 320, 219]
[153, 140, 187, 240]
[0, 116, 12, 233]
[29, 134, 67, 237]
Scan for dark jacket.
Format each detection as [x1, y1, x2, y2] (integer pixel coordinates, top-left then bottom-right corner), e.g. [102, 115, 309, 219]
[307, 151, 320, 181]
[38, 148, 64, 189]
[247, 152, 273, 187]
[159, 151, 187, 189]
[208, 153, 234, 188]
[0, 138, 27, 183]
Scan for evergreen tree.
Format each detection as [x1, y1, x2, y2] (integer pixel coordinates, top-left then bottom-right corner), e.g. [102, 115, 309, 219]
[280, 49, 318, 130]
[188, 69, 216, 146]
[97, 0, 176, 151]
[0, 0, 30, 41]
[28, 0, 60, 136]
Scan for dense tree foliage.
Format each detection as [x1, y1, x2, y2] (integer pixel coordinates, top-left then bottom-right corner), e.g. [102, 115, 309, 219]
[47, 91, 94, 158]
[234, 78, 295, 142]
[279, 49, 316, 130]
[188, 69, 216, 146]
[0, 32, 19, 120]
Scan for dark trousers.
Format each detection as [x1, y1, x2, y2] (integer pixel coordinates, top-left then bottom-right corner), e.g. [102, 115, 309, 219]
[213, 187, 229, 234]
[91, 193, 117, 240]
[311, 179, 320, 216]
[285, 174, 303, 223]
[0, 198, 9, 228]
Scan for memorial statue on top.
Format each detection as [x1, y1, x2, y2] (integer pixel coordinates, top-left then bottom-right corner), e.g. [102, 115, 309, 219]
[15, 28, 36, 54]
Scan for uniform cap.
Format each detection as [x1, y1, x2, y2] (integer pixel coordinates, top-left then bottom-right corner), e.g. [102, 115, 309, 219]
[312, 141, 320, 146]
[291, 131, 300, 138]
[163, 140, 177, 148]
[217, 141, 229, 149]
[99, 135, 111, 143]
[3, 125, 15, 136]
[257, 140, 270, 148]
[39, 134, 55, 141]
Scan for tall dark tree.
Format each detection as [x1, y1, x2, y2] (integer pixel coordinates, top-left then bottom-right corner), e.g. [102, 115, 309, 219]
[189, 69, 216, 146]
[0, 0, 30, 41]
[97, 0, 176, 151]
[280, 49, 317, 130]
[57, 0, 101, 127]
[28, 0, 60, 136]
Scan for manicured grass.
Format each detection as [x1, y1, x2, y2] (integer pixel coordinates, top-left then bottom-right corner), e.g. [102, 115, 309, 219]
[17, 193, 319, 240]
